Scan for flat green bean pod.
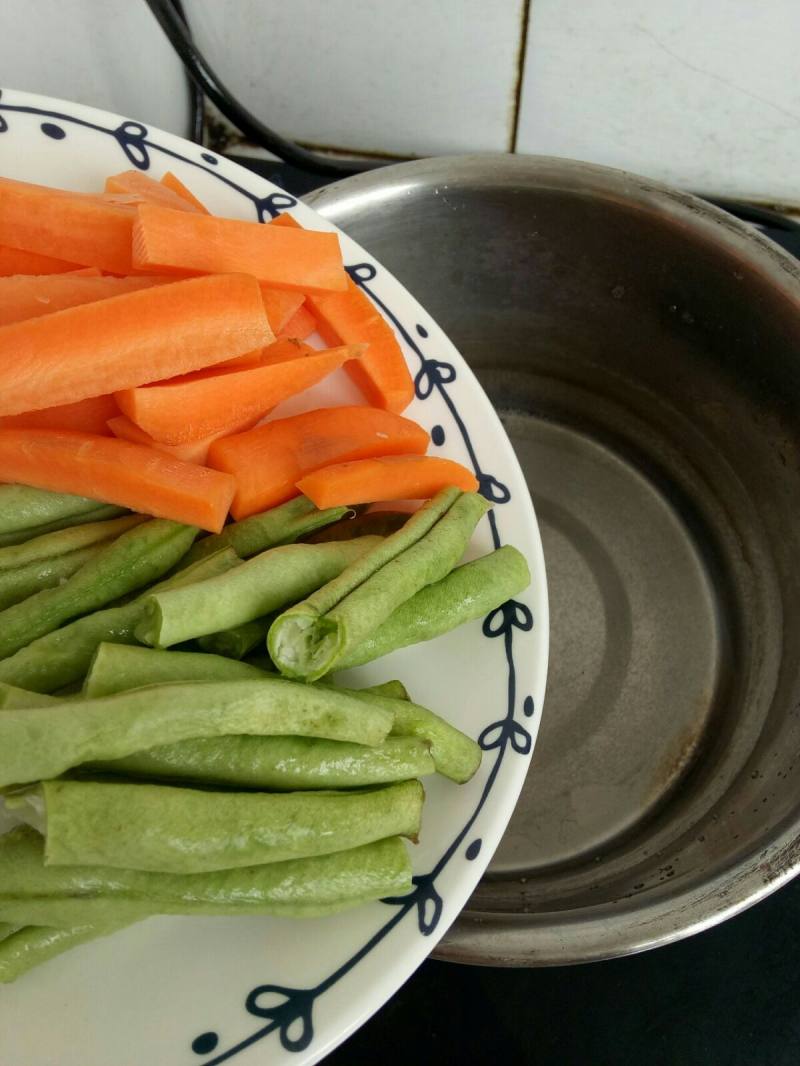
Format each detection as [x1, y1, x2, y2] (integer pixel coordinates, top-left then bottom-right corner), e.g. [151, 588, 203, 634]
[0, 547, 239, 693]
[269, 488, 489, 681]
[0, 826, 412, 925]
[12, 778, 423, 873]
[136, 537, 380, 648]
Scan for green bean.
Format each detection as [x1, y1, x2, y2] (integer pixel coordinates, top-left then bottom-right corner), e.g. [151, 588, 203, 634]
[0, 514, 145, 572]
[365, 680, 410, 701]
[89, 733, 434, 790]
[0, 683, 57, 709]
[181, 496, 352, 565]
[304, 510, 412, 543]
[0, 920, 127, 983]
[83, 643, 264, 698]
[336, 545, 531, 670]
[269, 489, 489, 681]
[0, 485, 125, 536]
[0, 923, 19, 941]
[0, 547, 239, 693]
[136, 536, 381, 648]
[0, 545, 103, 611]
[15, 778, 424, 873]
[0, 827, 412, 927]
[0, 505, 128, 547]
[0, 519, 199, 659]
[344, 690, 481, 784]
[0, 678, 394, 786]
[197, 615, 273, 659]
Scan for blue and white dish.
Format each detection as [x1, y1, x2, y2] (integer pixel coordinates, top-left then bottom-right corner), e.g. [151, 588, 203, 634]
[0, 89, 548, 1066]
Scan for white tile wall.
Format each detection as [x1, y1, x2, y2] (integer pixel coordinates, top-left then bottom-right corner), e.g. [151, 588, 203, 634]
[515, 0, 800, 202]
[0, 0, 189, 137]
[186, 0, 525, 156]
[1, 0, 798, 201]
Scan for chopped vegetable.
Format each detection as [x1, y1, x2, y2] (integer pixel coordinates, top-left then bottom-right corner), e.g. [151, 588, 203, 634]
[208, 405, 430, 519]
[136, 537, 379, 648]
[0, 430, 236, 532]
[0, 678, 394, 787]
[298, 454, 479, 508]
[83, 643, 264, 696]
[106, 413, 262, 465]
[0, 485, 124, 536]
[104, 170, 201, 212]
[0, 518, 197, 659]
[269, 488, 488, 681]
[0, 244, 80, 276]
[0, 548, 239, 693]
[272, 214, 414, 411]
[261, 288, 304, 335]
[0, 274, 171, 327]
[15, 777, 424, 873]
[0, 828, 411, 928]
[132, 203, 348, 293]
[0, 395, 120, 435]
[337, 545, 530, 669]
[305, 510, 412, 543]
[0, 175, 136, 273]
[0, 273, 272, 416]
[278, 303, 317, 340]
[116, 343, 363, 445]
[159, 172, 209, 213]
[0, 918, 127, 984]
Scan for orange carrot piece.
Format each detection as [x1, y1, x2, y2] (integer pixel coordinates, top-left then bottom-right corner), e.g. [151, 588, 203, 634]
[0, 429, 235, 532]
[0, 176, 136, 274]
[0, 274, 272, 417]
[208, 405, 431, 519]
[0, 245, 81, 276]
[105, 171, 201, 213]
[278, 304, 317, 341]
[116, 343, 363, 446]
[307, 282, 413, 412]
[160, 172, 210, 214]
[211, 336, 315, 373]
[271, 214, 413, 413]
[64, 267, 103, 277]
[132, 204, 347, 293]
[296, 455, 478, 508]
[261, 288, 304, 334]
[0, 395, 119, 435]
[107, 411, 264, 465]
[0, 274, 173, 326]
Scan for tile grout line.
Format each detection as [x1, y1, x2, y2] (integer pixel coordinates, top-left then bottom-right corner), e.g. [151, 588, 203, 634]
[509, 0, 533, 153]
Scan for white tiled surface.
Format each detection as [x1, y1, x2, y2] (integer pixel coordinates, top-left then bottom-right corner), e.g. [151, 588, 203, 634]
[0, 0, 188, 137]
[187, 0, 525, 156]
[516, 0, 800, 201]
[1, 0, 798, 200]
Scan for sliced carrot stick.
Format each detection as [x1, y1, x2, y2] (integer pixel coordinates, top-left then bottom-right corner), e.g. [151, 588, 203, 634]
[132, 204, 347, 293]
[160, 172, 210, 214]
[0, 430, 235, 531]
[0, 395, 119, 435]
[261, 288, 304, 334]
[271, 214, 413, 413]
[0, 273, 272, 416]
[296, 455, 479, 508]
[0, 274, 173, 326]
[0, 245, 81, 276]
[107, 411, 264, 465]
[211, 336, 315, 373]
[64, 267, 103, 277]
[208, 405, 431, 519]
[278, 303, 317, 341]
[116, 343, 363, 445]
[105, 171, 201, 213]
[0, 176, 136, 274]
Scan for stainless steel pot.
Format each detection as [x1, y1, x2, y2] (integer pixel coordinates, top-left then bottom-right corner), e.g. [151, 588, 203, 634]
[307, 156, 800, 965]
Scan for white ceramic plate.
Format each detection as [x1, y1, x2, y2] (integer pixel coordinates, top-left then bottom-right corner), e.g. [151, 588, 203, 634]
[0, 89, 548, 1066]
